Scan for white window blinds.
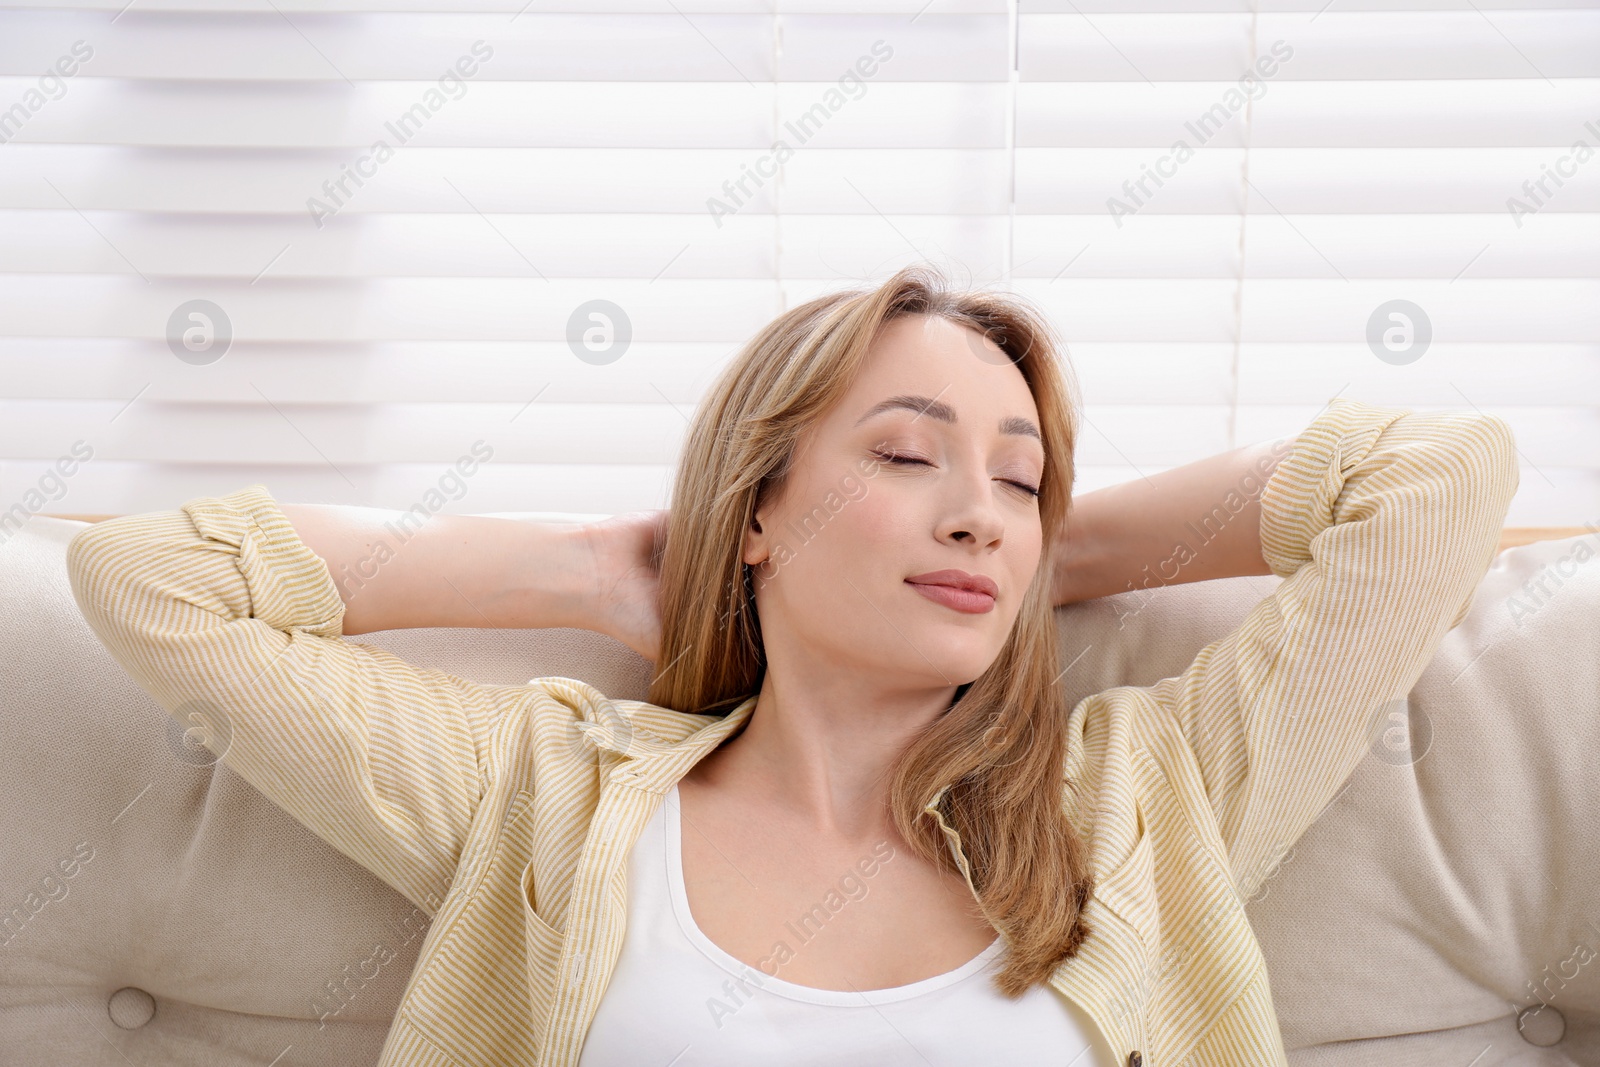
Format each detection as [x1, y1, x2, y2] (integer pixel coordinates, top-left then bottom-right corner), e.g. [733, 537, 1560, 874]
[0, 1, 1593, 525]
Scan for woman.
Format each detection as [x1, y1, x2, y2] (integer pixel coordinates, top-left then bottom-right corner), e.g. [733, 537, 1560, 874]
[67, 264, 1519, 1067]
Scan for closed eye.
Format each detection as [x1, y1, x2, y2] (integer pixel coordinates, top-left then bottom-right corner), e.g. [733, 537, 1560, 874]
[872, 450, 1040, 499]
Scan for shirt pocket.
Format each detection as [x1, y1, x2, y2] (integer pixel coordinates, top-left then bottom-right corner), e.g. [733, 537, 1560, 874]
[519, 852, 566, 1047]
[395, 788, 549, 1064]
[1088, 810, 1160, 955]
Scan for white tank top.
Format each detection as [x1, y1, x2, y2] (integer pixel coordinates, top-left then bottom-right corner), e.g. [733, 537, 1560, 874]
[578, 783, 1122, 1067]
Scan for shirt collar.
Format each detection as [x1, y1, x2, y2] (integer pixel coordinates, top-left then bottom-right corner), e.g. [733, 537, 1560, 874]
[576, 690, 967, 883]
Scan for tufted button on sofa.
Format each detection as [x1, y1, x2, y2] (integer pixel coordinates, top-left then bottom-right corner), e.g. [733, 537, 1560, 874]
[107, 987, 158, 1030]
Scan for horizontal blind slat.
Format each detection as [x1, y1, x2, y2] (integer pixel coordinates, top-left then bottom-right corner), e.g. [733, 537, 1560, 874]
[0, 13, 1003, 82]
[1020, 10, 1600, 81]
[1017, 81, 1600, 147]
[1018, 147, 1600, 212]
[8, 211, 1596, 278]
[0, 277, 785, 340]
[7, 340, 1594, 406]
[10, 146, 1596, 215]
[0, 80, 1011, 147]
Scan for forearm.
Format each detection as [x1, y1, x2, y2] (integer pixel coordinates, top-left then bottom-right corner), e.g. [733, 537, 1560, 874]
[1051, 436, 1295, 606]
[278, 503, 597, 635]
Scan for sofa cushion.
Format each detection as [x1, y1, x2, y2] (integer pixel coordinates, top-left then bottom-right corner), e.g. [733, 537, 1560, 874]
[1047, 532, 1600, 1066]
[0, 514, 645, 1067]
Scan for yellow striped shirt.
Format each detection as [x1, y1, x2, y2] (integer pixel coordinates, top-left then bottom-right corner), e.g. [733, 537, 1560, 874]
[65, 397, 1519, 1067]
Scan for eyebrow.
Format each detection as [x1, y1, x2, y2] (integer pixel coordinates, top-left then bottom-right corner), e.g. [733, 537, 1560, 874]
[853, 394, 1042, 443]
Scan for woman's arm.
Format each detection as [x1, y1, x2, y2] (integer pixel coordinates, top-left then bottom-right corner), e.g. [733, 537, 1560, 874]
[68, 486, 667, 917]
[1050, 437, 1294, 607]
[67, 484, 560, 915]
[1145, 401, 1517, 900]
[277, 503, 599, 636]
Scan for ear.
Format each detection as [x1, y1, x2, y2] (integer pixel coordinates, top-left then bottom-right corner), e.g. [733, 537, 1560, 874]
[741, 510, 767, 568]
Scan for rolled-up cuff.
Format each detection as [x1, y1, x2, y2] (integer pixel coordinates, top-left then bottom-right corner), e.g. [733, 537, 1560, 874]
[1258, 397, 1410, 580]
[181, 483, 345, 639]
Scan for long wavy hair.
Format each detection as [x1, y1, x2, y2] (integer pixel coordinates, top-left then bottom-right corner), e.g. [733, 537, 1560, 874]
[647, 263, 1092, 996]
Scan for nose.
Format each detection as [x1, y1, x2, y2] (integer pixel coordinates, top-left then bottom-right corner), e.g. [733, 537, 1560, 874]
[937, 463, 1006, 550]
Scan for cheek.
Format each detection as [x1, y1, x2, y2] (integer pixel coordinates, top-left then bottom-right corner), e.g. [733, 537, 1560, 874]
[1014, 532, 1046, 599]
[844, 489, 896, 537]
[772, 487, 909, 592]
[838, 484, 921, 552]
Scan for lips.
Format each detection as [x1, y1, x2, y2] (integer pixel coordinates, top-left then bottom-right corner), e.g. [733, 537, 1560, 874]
[904, 569, 999, 598]
[904, 570, 999, 615]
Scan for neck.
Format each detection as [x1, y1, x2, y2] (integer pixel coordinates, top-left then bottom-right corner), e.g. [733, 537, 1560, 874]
[684, 671, 953, 843]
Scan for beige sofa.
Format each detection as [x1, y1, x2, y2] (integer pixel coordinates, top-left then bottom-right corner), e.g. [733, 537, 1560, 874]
[3, 510, 1596, 1066]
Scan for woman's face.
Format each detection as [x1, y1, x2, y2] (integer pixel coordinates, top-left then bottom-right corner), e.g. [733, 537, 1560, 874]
[742, 312, 1047, 690]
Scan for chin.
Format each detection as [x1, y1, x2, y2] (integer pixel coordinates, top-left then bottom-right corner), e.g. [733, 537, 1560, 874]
[914, 646, 1000, 687]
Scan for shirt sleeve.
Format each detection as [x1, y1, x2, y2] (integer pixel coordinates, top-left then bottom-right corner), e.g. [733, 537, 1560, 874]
[1147, 397, 1520, 901]
[65, 482, 527, 916]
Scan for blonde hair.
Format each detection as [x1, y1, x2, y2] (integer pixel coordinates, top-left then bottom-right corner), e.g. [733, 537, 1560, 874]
[648, 263, 1093, 996]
